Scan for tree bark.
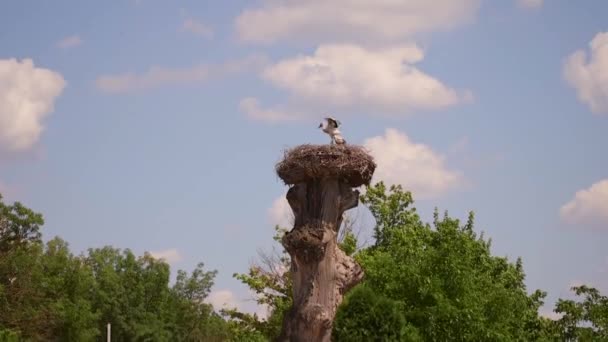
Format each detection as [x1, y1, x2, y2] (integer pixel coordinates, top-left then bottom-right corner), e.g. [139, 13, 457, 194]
[277, 179, 363, 342]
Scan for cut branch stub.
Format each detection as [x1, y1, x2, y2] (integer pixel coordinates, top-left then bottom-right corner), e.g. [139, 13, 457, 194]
[275, 145, 375, 342]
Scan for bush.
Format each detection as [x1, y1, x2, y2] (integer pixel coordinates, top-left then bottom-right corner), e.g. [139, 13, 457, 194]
[333, 285, 421, 342]
[0, 329, 20, 342]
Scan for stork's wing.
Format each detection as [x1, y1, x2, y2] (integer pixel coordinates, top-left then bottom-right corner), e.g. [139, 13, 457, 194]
[324, 117, 341, 127]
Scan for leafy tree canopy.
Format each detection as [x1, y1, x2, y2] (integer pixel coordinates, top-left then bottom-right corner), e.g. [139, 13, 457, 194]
[1, 184, 607, 341]
[0, 194, 230, 341]
[344, 182, 547, 341]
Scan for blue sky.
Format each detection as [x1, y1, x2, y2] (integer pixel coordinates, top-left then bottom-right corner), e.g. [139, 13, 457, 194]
[1, 0, 607, 316]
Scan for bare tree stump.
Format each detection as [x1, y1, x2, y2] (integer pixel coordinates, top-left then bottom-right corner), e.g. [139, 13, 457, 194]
[275, 145, 376, 342]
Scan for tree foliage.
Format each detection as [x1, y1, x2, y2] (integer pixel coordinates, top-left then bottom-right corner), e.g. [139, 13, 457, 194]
[341, 182, 547, 341]
[333, 284, 421, 342]
[0, 194, 44, 253]
[1, 184, 607, 341]
[223, 226, 292, 341]
[0, 194, 230, 341]
[225, 182, 608, 341]
[541, 285, 608, 341]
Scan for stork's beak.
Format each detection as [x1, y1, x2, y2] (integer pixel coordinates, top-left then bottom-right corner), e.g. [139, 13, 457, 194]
[318, 123, 322, 128]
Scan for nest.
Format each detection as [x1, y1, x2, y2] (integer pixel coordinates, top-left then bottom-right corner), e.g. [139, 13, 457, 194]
[276, 144, 376, 187]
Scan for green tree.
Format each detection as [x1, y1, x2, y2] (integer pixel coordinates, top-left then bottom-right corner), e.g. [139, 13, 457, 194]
[43, 238, 100, 341]
[0, 194, 44, 253]
[545, 285, 608, 341]
[334, 284, 421, 342]
[0, 328, 20, 342]
[0, 194, 236, 341]
[0, 237, 99, 340]
[0, 195, 57, 340]
[170, 262, 230, 341]
[224, 226, 292, 341]
[85, 246, 221, 341]
[333, 182, 546, 341]
[0, 242, 53, 340]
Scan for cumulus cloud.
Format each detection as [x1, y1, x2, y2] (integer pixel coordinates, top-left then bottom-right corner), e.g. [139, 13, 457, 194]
[206, 289, 241, 311]
[517, 0, 543, 9]
[235, 0, 481, 44]
[96, 54, 267, 93]
[564, 32, 608, 114]
[206, 289, 270, 319]
[149, 248, 182, 263]
[268, 195, 293, 228]
[56, 35, 83, 48]
[560, 179, 608, 226]
[0, 58, 66, 153]
[255, 44, 469, 120]
[363, 128, 462, 199]
[180, 18, 213, 39]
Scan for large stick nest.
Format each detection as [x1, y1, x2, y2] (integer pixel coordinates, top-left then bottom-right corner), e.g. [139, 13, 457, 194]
[276, 144, 376, 187]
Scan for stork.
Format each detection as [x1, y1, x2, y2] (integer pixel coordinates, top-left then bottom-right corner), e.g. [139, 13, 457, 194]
[318, 117, 346, 145]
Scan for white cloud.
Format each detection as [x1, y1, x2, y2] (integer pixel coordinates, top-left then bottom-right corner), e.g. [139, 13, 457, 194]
[560, 179, 608, 226]
[363, 128, 462, 199]
[239, 97, 303, 123]
[517, 0, 543, 9]
[256, 303, 270, 320]
[206, 289, 241, 311]
[256, 44, 469, 120]
[149, 248, 182, 263]
[235, 0, 481, 44]
[268, 195, 293, 228]
[96, 54, 267, 93]
[564, 32, 608, 115]
[181, 18, 213, 39]
[56, 35, 83, 48]
[0, 58, 66, 153]
[249, 290, 272, 320]
[206, 289, 270, 319]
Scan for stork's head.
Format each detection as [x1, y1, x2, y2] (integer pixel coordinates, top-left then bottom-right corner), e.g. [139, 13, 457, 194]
[318, 117, 328, 129]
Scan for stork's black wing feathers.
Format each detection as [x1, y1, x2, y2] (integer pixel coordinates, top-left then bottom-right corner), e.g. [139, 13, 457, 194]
[324, 117, 340, 128]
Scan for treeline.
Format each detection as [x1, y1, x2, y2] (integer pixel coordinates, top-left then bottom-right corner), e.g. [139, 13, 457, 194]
[227, 183, 608, 341]
[0, 195, 231, 341]
[1, 184, 607, 341]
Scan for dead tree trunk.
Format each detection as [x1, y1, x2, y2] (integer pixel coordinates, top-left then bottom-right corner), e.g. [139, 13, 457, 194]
[275, 145, 376, 342]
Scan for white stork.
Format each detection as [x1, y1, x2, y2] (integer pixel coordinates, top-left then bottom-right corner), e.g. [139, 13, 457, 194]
[318, 117, 346, 145]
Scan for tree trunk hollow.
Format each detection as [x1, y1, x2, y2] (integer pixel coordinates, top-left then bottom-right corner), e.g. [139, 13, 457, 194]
[277, 179, 363, 342]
